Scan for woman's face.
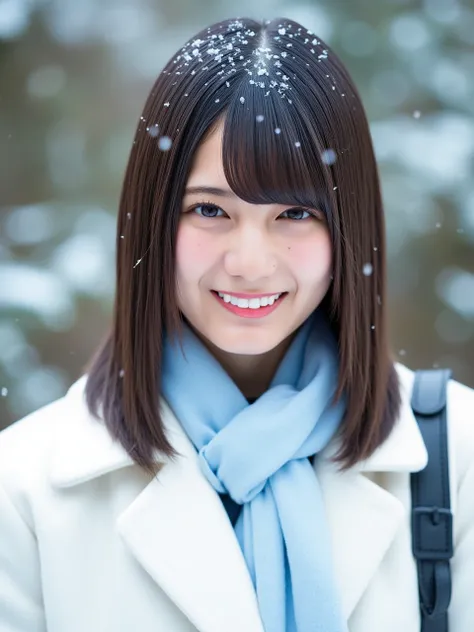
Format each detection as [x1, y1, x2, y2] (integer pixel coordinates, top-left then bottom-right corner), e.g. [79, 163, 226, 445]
[176, 119, 333, 357]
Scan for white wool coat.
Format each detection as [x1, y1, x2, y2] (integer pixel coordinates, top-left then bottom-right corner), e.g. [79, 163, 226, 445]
[0, 364, 474, 632]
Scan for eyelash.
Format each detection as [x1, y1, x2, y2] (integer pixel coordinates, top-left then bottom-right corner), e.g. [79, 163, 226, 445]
[187, 201, 321, 222]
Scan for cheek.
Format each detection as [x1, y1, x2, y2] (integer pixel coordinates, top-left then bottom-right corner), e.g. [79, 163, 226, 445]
[176, 225, 215, 283]
[290, 232, 332, 284]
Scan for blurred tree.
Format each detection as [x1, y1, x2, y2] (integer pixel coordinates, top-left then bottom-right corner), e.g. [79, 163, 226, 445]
[1, 0, 473, 428]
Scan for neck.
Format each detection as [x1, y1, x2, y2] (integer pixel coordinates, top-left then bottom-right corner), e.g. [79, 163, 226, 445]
[190, 329, 296, 400]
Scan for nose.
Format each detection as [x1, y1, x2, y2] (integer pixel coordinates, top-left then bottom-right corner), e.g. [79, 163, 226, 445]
[223, 226, 278, 282]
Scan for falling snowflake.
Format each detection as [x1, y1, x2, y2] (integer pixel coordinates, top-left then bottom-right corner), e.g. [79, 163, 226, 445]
[158, 136, 172, 151]
[363, 263, 373, 276]
[321, 149, 337, 165]
[147, 124, 160, 138]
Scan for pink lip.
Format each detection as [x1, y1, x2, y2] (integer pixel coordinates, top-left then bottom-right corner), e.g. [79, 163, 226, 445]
[213, 290, 285, 299]
[211, 290, 287, 319]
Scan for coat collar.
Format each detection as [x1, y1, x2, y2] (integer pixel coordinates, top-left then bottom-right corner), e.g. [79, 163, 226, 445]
[50, 363, 427, 488]
[49, 364, 428, 631]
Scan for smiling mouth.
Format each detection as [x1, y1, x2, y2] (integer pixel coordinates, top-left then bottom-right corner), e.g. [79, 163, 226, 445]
[210, 290, 288, 316]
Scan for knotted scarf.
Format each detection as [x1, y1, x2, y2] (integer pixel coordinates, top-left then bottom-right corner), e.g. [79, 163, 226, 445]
[162, 309, 348, 632]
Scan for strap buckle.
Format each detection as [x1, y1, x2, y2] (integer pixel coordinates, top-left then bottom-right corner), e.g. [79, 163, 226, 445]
[412, 506, 453, 560]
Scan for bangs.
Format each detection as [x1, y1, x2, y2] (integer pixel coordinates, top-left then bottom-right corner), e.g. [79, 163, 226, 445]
[221, 81, 336, 218]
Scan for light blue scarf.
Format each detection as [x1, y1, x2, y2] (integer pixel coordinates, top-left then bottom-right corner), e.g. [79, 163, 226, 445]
[162, 309, 348, 632]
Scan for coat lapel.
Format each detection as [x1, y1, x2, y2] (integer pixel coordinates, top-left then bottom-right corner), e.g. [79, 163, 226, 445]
[50, 378, 264, 632]
[116, 403, 265, 632]
[315, 363, 428, 620]
[315, 459, 406, 619]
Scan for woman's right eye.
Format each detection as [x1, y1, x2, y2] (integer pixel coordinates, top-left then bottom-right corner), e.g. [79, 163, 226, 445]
[191, 203, 225, 218]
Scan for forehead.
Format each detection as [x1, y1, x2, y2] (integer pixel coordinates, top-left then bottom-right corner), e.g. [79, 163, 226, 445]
[186, 121, 225, 185]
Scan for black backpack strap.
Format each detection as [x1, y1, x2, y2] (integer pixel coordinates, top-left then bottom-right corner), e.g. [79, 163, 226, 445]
[410, 368, 453, 632]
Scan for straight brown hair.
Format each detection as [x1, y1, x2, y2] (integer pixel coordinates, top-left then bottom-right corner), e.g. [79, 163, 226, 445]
[84, 17, 401, 476]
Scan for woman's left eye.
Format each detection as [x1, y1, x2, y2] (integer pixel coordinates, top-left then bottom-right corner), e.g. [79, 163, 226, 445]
[280, 208, 313, 221]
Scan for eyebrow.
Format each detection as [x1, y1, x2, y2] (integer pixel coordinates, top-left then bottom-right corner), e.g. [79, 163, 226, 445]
[184, 186, 238, 199]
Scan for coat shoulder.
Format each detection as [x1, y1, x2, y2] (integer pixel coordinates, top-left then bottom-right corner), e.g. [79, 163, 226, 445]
[445, 374, 474, 482]
[0, 377, 87, 493]
[396, 362, 474, 483]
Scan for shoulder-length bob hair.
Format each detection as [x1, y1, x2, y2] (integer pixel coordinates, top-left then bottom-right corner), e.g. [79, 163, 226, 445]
[84, 16, 401, 476]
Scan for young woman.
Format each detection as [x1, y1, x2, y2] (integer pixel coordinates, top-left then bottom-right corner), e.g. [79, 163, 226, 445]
[0, 16, 473, 632]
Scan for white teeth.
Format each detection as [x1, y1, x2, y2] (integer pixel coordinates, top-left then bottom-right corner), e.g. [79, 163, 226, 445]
[257, 296, 268, 307]
[217, 292, 282, 308]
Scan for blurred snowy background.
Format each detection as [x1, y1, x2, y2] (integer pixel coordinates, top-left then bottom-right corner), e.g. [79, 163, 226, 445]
[1, 0, 473, 428]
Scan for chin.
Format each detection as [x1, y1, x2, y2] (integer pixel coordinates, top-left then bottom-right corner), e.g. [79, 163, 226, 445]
[205, 327, 285, 356]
